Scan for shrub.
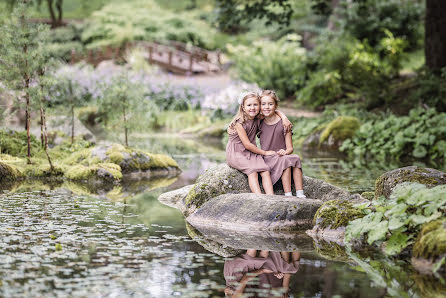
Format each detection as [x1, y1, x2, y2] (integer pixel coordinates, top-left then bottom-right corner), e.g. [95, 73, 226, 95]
[81, 0, 218, 50]
[227, 34, 307, 99]
[340, 108, 446, 164]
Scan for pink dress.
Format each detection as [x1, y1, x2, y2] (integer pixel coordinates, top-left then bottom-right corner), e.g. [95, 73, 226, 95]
[258, 120, 302, 185]
[226, 119, 270, 175]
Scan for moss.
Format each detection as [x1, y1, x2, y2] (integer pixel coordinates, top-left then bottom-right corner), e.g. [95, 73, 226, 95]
[0, 129, 40, 157]
[319, 116, 360, 145]
[146, 152, 178, 168]
[22, 163, 65, 178]
[63, 148, 93, 165]
[361, 191, 375, 200]
[314, 239, 349, 262]
[106, 147, 124, 164]
[413, 219, 446, 261]
[64, 163, 122, 181]
[0, 160, 22, 180]
[313, 199, 364, 229]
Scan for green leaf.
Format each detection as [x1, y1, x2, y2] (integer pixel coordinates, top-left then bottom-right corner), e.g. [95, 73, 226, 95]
[384, 232, 411, 256]
[367, 220, 388, 245]
[409, 212, 442, 226]
[388, 215, 407, 231]
[413, 145, 427, 158]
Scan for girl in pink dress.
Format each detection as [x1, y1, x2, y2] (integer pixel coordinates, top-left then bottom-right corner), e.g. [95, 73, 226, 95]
[226, 92, 292, 194]
[258, 90, 306, 198]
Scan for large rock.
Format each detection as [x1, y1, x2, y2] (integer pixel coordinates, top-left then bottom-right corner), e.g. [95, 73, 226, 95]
[375, 166, 446, 199]
[306, 199, 366, 244]
[158, 184, 192, 212]
[182, 163, 352, 216]
[186, 193, 323, 231]
[188, 223, 314, 254]
[412, 219, 446, 274]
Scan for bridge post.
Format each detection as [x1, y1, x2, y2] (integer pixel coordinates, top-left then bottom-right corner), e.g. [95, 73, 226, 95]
[149, 46, 153, 62]
[189, 55, 193, 72]
[168, 51, 173, 66]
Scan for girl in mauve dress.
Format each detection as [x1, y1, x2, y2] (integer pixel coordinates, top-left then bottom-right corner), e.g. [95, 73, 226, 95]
[258, 90, 306, 198]
[226, 92, 292, 194]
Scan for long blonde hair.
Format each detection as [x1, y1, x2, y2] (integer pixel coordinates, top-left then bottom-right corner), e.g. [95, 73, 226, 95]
[227, 92, 260, 135]
[259, 89, 280, 107]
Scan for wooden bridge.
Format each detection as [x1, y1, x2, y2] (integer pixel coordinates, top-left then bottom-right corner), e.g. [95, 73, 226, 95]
[70, 41, 222, 75]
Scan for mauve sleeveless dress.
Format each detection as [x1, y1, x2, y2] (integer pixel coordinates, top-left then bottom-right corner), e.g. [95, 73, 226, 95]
[226, 119, 270, 175]
[224, 252, 299, 291]
[258, 120, 302, 185]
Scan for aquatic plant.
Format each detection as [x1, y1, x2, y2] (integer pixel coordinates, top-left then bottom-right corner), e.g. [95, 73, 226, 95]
[345, 183, 446, 257]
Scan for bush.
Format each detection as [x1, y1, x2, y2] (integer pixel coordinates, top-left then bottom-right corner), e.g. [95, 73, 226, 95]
[0, 130, 40, 157]
[81, 0, 218, 50]
[227, 34, 307, 99]
[339, 0, 424, 50]
[340, 108, 446, 164]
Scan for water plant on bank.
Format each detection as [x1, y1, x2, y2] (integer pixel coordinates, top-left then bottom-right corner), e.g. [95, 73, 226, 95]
[345, 183, 446, 266]
[340, 108, 446, 164]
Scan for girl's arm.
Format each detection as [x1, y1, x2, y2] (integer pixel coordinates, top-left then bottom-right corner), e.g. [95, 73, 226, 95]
[277, 132, 294, 156]
[235, 123, 275, 156]
[276, 110, 293, 133]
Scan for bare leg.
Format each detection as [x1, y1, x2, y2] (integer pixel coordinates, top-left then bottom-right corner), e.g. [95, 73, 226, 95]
[246, 249, 257, 257]
[281, 167, 292, 193]
[248, 172, 261, 194]
[259, 250, 269, 258]
[280, 251, 290, 262]
[260, 171, 274, 194]
[292, 167, 303, 190]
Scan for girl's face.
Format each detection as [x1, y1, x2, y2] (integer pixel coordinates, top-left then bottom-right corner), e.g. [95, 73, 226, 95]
[243, 97, 260, 119]
[260, 96, 276, 117]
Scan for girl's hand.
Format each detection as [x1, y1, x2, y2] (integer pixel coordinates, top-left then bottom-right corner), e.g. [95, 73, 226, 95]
[282, 118, 293, 133]
[277, 149, 286, 156]
[262, 268, 274, 274]
[274, 272, 284, 279]
[264, 150, 276, 156]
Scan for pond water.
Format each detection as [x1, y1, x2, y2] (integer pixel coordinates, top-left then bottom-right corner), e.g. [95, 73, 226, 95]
[0, 135, 443, 297]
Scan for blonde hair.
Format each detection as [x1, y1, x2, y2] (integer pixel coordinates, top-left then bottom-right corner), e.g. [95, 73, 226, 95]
[259, 89, 280, 107]
[227, 92, 260, 135]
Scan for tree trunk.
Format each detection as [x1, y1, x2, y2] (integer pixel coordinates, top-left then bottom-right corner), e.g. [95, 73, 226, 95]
[56, 0, 63, 26]
[39, 96, 54, 171]
[123, 104, 128, 147]
[425, 0, 446, 72]
[24, 44, 32, 164]
[46, 0, 57, 28]
[69, 81, 74, 145]
[40, 106, 44, 147]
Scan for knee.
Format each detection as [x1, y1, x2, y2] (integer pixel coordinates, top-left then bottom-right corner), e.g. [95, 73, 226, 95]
[260, 171, 270, 177]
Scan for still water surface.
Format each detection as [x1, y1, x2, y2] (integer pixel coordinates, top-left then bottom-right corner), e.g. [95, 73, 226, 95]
[0, 135, 442, 297]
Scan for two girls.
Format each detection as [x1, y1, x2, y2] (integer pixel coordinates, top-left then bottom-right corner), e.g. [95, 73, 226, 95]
[226, 91, 305, 198]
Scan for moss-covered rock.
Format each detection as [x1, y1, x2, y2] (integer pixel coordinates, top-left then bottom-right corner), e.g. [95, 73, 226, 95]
[64, 163, 122, 181]
[0, 160, 22, 180]
[319, 116, 360, 148]
[312, 199, 364, 229]
[313, 239, 350, 262]
[412, 219, 446, 273]
[360, 191, 374, 200]
[375, 166, 446, 199]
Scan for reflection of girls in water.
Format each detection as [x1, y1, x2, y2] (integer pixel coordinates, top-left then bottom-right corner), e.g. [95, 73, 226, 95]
[224, 250, 300, 297]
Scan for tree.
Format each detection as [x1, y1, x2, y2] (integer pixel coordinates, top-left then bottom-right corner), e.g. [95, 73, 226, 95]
[2, 0, 64, 28]
[425, 0, 446, 72]
[0, 1, 50, 164]
[98, 73, 154, 147]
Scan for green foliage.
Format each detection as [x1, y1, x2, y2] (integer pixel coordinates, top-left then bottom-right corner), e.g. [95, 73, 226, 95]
[47, 25, 84, 61]
[345, 183, 446, 256]
[340, 108, 446, 164]
[413, 218, 446, 264]
[407, 67, 446, 113]
[81, 0, 218, 50]
[227, 34, 307, 98]
[319, 116, 360, 144]
[338, 0, 424, 50]
[0, 130, 40, 157]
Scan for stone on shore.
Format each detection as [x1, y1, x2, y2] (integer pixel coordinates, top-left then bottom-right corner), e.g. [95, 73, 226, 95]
[182, 163, 352, 216]
[375, 166, 446, 199]
[186, 193, 323, 231]
[158, 184, 192, 212]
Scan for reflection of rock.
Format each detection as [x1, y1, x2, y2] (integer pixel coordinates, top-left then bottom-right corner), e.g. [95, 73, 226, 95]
[375, 166, 446, 199]
[158, 184, 192, 212]
[187, 193, 323, 231]
[412, 218, 446, 274]
[182, 163, 353, 217]
[313, 238, 351, 263]
[186, 223, 243, 257]
[307, 199, 365, 244]
[188, 223, 314, 254]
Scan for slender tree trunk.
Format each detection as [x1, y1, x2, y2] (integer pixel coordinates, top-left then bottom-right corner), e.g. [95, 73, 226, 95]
[56, 0, 63, 26]
[123, 104, 128, 147]
[24, 43, 31, 164]
[46, 0, 57, 28]
[425, 0, 446, 73]
[39, 97, 54, 171]
[69, 81, 74, 145]
[40, 106, 44, 147]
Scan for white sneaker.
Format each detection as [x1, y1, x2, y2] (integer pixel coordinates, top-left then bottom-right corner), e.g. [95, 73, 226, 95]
[296, 190, 306, 199]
